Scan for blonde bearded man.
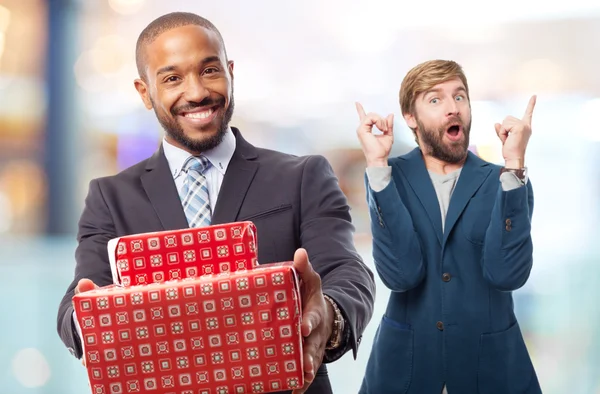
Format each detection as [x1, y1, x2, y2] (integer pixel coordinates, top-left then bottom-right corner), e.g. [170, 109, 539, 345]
[356, 60, 542, 394]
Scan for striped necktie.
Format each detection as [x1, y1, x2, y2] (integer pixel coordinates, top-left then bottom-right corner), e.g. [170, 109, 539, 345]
[179, 155, 212, 228]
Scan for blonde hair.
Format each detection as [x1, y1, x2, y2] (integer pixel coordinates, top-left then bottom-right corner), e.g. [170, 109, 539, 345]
[399, 60, 469, 115]
[398, 60, 469, 143]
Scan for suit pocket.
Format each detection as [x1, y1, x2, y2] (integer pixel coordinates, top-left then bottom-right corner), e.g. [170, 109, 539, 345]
[478, 321, 535, 394]
[239, 204, 292, 222]
[460, 191, 496, 245]
[363, 315, 413, 393]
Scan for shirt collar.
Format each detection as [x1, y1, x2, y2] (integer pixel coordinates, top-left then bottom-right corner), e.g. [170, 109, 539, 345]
[162, 127, 236, 179]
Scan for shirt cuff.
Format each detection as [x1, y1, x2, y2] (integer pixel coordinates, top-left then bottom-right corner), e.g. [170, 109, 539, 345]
[366, 166, 392, 192]
[500, 171, 527, 191]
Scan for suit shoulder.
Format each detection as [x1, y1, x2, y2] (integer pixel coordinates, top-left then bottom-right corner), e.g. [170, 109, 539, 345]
[90, 156, 152, 187]
[387, 150, 416, 171]
[487, 162, 503, 172]
[477, 157, 503, 172]
[388, 146, 420, 164]
[254, 147, 329, 168]
[388, 156, 404, 166]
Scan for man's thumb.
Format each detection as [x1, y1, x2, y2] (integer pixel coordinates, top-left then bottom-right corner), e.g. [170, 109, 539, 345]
[495, 123, 507, 144]
[75, 278, 97, 294]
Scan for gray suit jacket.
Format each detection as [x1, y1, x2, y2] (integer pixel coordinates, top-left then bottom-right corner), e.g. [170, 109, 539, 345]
[57, 128, 375, 394]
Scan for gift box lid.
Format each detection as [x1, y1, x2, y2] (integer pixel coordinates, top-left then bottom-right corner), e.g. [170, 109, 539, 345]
[107, 222, 259, 287]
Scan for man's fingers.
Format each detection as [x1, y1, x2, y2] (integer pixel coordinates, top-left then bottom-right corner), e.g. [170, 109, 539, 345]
[302, 353, 315, 386]
[386, 113, 394, 132]
[293, 248, 314, 279]
[75, 278, 97, 294]
[292, 382, 311, 394]
[291, 355, 314, 394]
[371, 113, 394, 135]
[354, 103, 389, 134]
[357, 113, 387, 134]
[293, 248, 321, 288]
[293, 378, 313, 394]
[293, 248, 322, 336]
[375, 118, 388, 133]
[355, 102, 367, 120]
[495, 123, 508, 144]
[523, 95, 537, 124]
[301, 308, 322, 337]
[287, 249, 324, 393]
[296, 331, 323, 393]
[303, 348, 316, 380]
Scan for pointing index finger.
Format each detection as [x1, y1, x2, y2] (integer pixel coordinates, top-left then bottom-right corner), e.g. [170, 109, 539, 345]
[523, 95, 537, 124]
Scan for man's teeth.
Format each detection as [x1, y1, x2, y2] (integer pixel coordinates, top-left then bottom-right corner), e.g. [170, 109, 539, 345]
[184, 109, 213, 119]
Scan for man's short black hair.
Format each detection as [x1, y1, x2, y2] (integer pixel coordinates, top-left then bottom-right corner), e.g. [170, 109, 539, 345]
[135, 12, 227, 80]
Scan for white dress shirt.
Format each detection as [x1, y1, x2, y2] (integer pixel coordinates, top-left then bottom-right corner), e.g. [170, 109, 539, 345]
[162, 127, 236, 210]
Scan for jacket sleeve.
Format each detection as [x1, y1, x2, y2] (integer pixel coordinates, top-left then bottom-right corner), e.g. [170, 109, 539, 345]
[366, 172, 426, 292]
[482, 179, 534, 291]
[299, 155, 376, 361]
[56, 178, 116, 359]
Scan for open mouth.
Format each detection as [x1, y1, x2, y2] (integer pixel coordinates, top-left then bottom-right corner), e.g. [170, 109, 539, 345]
[178, 105, 219, 126]
[445, 124, 463, 140]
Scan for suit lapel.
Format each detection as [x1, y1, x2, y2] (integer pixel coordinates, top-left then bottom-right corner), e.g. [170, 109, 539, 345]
[141, 145, 190, 230]
[401, 148, 444, 246]
[141, 128, 259, 229]
[442, 151, 493, 245]
[211, 128, 259, 224]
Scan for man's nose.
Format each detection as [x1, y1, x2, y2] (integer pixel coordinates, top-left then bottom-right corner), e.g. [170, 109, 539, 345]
[446, 99, 460, 116]
[184, 76, 210, 103]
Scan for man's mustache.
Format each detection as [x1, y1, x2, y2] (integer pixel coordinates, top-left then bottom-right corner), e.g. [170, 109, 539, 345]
[171, 97, 225, 116]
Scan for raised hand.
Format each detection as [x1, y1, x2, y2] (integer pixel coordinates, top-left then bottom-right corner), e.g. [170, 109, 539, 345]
[495, 95, 536, 169]
[355, 102, 394, 167]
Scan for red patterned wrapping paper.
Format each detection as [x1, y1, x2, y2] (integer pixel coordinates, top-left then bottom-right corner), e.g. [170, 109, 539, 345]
[108, 222, 259, 287]
[73, 262, 304, 394]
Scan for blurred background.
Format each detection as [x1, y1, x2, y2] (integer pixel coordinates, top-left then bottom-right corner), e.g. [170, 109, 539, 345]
[0, 0, 599, 393]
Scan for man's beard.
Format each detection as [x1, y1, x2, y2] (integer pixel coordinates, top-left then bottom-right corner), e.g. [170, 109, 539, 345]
[417, 115, 471, 164]
[152, 94, 235, 153]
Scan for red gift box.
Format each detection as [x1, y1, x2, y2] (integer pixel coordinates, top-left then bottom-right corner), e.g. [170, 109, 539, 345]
[73, 262, 304, 394]
[108, 222, 259, 287]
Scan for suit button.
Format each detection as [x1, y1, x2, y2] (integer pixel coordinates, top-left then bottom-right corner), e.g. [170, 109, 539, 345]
[442, 273, 451, 282]
[436, 321, 444, 331]
[505, 218, 512, 225]
[505, 225, 512, 231]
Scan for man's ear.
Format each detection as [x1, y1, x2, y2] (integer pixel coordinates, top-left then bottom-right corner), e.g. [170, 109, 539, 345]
[404, 112, 417, 129]
[227, 60, 234, 80]
[134, 78, 153, 110]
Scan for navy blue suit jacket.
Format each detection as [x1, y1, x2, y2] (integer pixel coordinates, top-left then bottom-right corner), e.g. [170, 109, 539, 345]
[360, 148, 542, 394]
